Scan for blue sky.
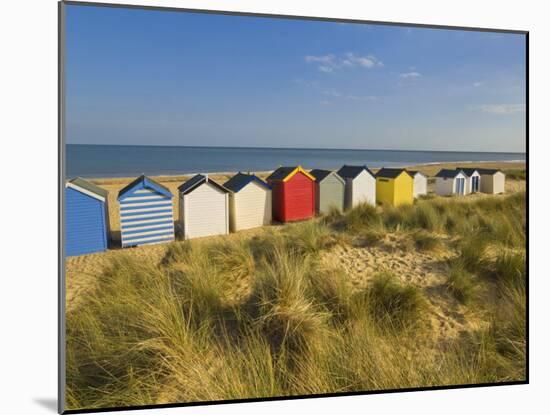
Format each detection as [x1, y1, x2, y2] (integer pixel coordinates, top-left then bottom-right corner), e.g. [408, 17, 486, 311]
[65, 5, 526, 152]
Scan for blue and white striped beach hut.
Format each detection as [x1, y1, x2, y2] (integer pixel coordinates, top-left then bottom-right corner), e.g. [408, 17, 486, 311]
[65, 177, 110, 256]
[117, 175, 175, 247]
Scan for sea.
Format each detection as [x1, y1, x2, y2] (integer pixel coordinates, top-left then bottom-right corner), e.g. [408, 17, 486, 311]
[66, 144, 526, 179]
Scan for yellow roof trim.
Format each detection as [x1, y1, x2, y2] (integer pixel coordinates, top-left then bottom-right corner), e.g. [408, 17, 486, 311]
[282, 166, 316, 182]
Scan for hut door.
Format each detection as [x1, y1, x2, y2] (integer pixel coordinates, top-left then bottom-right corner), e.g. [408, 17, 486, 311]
[456, 178, 465, 195]
[472, 176, 479, 192]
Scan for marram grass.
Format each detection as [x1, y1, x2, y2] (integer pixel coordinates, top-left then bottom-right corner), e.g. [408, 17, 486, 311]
[66, 192, 526, 410]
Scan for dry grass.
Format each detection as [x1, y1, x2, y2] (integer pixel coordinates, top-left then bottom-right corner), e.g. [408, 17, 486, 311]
[66, 189, 526, 411]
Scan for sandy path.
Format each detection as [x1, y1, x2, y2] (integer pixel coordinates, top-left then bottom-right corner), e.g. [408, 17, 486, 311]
[320, 233, 486, 344]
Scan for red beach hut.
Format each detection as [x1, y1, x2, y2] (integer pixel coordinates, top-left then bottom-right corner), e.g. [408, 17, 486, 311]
[266, 166, 316, 223]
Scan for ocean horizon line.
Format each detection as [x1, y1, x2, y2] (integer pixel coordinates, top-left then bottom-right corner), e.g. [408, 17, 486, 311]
[66, 143, 526, 155]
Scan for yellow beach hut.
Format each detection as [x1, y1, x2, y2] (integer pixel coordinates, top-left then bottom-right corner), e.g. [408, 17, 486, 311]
[375, 168, 414, 206]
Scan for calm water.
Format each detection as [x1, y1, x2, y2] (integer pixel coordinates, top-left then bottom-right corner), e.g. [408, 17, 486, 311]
[66, 145, 525, 179]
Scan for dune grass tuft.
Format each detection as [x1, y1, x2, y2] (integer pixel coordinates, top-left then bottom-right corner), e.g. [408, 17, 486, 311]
[411, 230, 443, 252]
[362, 272, 427, 330]
[445, 262, 478, 304]
[248, 246, 330, 356]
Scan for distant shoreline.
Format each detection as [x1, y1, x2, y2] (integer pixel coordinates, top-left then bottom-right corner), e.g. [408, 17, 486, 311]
[84, 160, 526, 184]
[66, 145, 526, 180]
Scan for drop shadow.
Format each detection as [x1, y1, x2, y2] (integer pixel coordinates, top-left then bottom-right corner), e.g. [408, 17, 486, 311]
[34, 398, 57, 412]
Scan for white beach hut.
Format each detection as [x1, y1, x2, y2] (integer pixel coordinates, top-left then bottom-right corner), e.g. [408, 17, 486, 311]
[408, 170, 428, 198]
[178, 174, 230, 239]
[336, 165, 376, 209]
[478, 169, 506, 194]
[435, 169, 468, 196]
[223, 173, 272, 232]
[456, 167, 481, 194]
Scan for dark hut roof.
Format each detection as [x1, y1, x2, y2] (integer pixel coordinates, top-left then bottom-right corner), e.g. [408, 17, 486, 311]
[477, 168, 502, 175]
[266, 166, 298, 182]
[455, 167, 480, 176]
[68, 177, 108, 199]
[336, 165, 375, 179]
[407, 170, 426, 177]
[118, 174, 173, 200]
[178, 174, 229, 195]
[310, 169, 331, 182]
[309, 169, 345, 184]
[436, 169, 465, 179]
[223, 172, 270, 192]
[375, 168, 411, 179]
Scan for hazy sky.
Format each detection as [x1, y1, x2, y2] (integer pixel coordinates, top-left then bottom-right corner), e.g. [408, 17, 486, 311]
[65, 5, 526, 152]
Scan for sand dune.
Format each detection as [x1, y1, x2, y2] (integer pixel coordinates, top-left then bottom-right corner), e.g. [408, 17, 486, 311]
[66, 161, 525, 346]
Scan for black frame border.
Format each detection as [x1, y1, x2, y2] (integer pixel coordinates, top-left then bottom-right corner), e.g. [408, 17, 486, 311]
[58, 1, 529, 414]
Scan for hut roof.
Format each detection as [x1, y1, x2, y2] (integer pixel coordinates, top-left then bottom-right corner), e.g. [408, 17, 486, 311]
[309, 169, 344, 184]
[67, 177, 108, 200]
[477, 168, 503, 175]
[375, 168, 411, 179]
[178, 174, 229, 195]
[223, 172, 270, 192]
[407, 170, 427, 178]
[118, 175, 172, 200]
[266, 166, 315, 182]
[336, 165, 375, 179]
[455, 167, 480, 176]
[435, 169, 466, 179]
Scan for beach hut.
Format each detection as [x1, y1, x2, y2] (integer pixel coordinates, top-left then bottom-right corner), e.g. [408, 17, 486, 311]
[310, 169, 346, 214]
[178, 174, 229, 239]
[266, 166, 316, 223]
[223, 172, 272, 232]
[435, 169, 468, 196]
[408, 170, 428, 198]
[336, 165, 376, 209]
[118, 175, 175, 248]
[456, 167, 481, 194]
[65, 177, 110, 256]
[478, 169, 506, 194]
[375, 168, 414, 206]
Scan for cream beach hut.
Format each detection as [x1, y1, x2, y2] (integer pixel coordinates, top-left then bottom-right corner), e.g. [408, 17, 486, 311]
[435, 169, 468, 196]
[223, 173, 272, 232]
[478, 169, 506, 194]
[336, 165, 376, 209]
[456, 167, 481, 194]
[178, 174, 229, 239]
[408, 170, 428, 198]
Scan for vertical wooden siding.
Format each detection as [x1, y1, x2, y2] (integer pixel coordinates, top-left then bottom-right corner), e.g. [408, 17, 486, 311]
[66, 187, 108, 256]
[180, 183, 228, 239]
[230, 182, 272, 231]
[318, 175, 345, 214]
[413, 175, 428, 198]
[281, 172, 315, 222]
[351, 171, 376, 207]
